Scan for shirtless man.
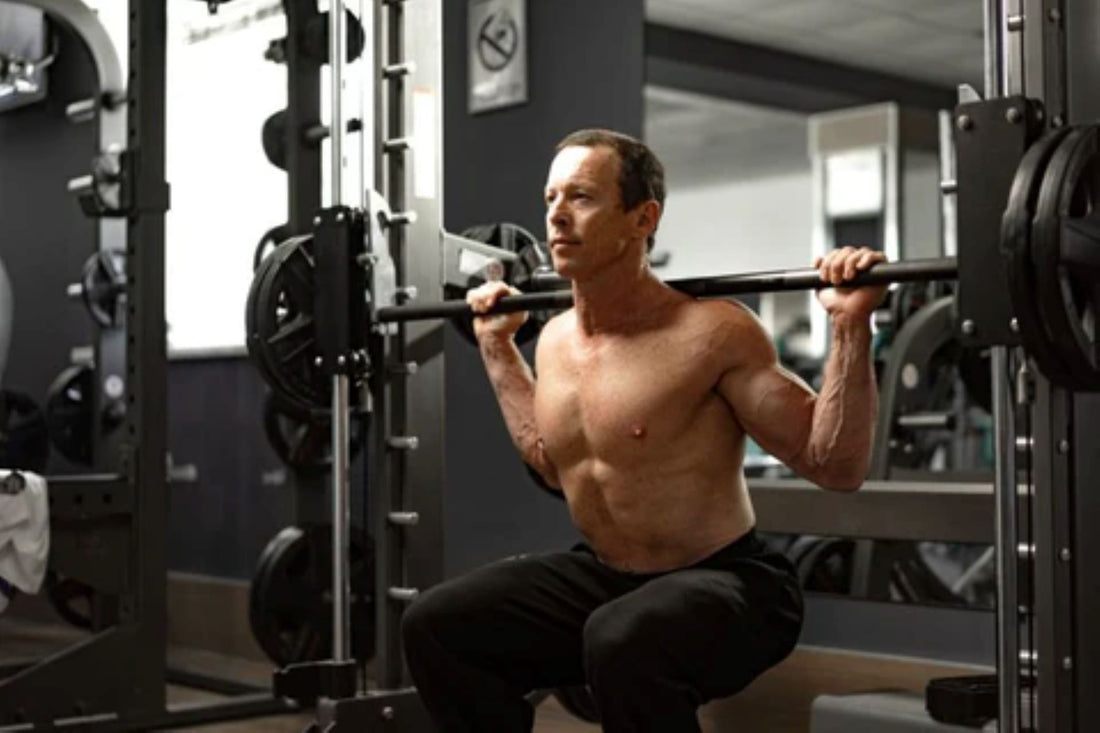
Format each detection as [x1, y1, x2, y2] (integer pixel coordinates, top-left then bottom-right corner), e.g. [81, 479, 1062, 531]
[402, 129, 887, 732]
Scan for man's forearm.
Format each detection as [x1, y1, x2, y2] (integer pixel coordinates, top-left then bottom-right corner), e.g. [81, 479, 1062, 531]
[478, 335, 546, 468]
[805, 314, 877, 490]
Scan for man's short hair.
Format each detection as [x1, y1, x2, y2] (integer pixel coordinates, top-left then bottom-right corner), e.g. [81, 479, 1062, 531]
[555, 128, 665, 251]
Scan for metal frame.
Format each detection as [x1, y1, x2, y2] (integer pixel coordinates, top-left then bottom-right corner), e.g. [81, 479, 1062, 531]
[977, 1, 1097, 731]
[748, 478, 1019, 544]
[0, 2, 298, 729]
[266, 1, 445, 727]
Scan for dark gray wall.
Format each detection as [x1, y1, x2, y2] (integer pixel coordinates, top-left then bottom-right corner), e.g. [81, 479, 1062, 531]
[165, 357, 296, 579]
[441, 0, 646, 577]
[0, 21, 97, 477]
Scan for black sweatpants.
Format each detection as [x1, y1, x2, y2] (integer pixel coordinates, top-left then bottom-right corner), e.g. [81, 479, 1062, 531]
[402, 529, 803, 732]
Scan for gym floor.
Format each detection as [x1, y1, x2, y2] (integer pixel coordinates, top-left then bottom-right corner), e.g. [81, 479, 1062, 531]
[1, 611, 982, 732]
[0, 615, 597, 732]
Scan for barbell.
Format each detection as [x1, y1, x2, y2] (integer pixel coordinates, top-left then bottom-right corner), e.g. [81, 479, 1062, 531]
[376, 256, 958, 324]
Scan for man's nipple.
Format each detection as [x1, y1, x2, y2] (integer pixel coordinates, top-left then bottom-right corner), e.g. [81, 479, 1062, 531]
[631, 424, 647, 439]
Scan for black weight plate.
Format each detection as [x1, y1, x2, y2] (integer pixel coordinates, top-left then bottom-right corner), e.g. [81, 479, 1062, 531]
[445, 223, 551, 348]
[262, 391, 364, 475]
[792, 537, 854, 594]
[245, 242, 291, 406]
[45, 364, 94, 465]
[1001, 127, 1077, 385]
[247, 235, 328, 415]
[0, 389, 49, 473]
[552, 685, 600, 723]
[1031, 125, 1100, 389]
[249, 524, 376, 667]
[262, 110, 287, 171]
[44, 571, 97, 630]
[302, 9, 366, 64]
[249, 526, 300, 659]
[81, 250, 125, 329]
[254, 223, 291, 271]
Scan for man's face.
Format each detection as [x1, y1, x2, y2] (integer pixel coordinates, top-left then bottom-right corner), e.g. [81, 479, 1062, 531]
[544, 145, 639, 279]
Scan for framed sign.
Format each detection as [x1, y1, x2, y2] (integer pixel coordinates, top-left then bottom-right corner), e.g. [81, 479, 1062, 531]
[468, 0, 527, 114]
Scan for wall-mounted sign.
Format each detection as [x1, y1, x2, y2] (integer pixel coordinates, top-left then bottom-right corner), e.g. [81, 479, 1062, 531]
[468, 0, 527, 114]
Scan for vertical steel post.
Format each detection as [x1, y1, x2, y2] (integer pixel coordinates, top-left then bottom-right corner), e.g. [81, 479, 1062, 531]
[328, 0, 352, 665]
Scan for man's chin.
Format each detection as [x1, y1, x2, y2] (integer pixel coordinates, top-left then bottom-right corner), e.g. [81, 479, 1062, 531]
[551, 256, 578, 278]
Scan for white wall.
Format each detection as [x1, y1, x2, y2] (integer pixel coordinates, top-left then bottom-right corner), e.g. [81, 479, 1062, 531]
[164, 4, 286, 354]
[84, 0, 288, 354]
[657, 171, 815, 279]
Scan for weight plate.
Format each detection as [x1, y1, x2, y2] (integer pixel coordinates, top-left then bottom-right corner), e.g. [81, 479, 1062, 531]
[249, 524, 376, 668]
[245, 244, 291, 406]
[254, 223, 291, 271]
[45, 572, 95, 629]
[45, 364, 94, 465]
[0, 389, 49, 472]
[246, 235, 328, 415]
[1001, 127, 1077, 386]
[261, 110, 287, 171]
[890, 339, 964, 470]
[262, 391, 365, 475]
[552, 685, 600, 724]
[791, 537, 854, 594]
[444, 223, 553, 348]
[80, 250, 125, 329]
[249, 526, 300, 659]
[43, 571, 118, 630]
[302, 10, 366, 65]
[889, 549, 963, 606]
[1031, 125, 1100, 389]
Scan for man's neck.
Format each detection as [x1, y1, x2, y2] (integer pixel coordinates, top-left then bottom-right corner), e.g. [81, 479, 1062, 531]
[571, 259, 667, 336]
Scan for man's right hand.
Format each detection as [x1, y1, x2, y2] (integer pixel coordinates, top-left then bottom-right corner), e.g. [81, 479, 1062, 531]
[466, 281, 529, 342]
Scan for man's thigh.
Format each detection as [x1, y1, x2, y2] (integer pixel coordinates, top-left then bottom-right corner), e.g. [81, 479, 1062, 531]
[409, 548, 620, 689]
[592, 560, 803, 700]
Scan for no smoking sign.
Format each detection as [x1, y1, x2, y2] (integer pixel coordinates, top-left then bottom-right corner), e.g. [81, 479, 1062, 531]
[468, 0, 528, 114]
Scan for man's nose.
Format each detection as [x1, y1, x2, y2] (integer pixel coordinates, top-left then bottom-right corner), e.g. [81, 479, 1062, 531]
[547, 199, 569, 229]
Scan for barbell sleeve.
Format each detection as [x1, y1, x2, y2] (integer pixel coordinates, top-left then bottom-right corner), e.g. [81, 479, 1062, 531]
[375, 256, 958, 324]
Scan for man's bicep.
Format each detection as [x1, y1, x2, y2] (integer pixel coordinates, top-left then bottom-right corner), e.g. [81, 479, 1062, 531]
[719, 357, 817, 468]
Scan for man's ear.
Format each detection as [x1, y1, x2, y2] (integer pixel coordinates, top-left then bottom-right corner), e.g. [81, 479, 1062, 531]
[635, 200, 661, 238]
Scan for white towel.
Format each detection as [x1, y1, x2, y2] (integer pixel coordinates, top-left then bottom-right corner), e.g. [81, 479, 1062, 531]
[0, 471, 49, 601]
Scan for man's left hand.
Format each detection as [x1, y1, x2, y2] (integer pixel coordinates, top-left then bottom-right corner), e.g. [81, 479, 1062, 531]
[813, 246, 889, 319]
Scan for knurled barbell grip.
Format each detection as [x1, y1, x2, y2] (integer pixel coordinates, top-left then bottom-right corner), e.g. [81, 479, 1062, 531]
[376, 257, 960, 324]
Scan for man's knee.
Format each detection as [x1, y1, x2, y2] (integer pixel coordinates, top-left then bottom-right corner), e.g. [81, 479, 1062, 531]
[400, 583, 455, 655]
[582, 603, 659, 682]
[400, 568, 511, 654]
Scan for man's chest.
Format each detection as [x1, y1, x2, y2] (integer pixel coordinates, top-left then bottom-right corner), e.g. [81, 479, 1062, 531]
[535, 332, 729, 456]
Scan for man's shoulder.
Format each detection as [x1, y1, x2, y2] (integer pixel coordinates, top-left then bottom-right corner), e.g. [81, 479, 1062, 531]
[533, 310, 574, 358]
[542, 309, 574, 339]
[688, 297, 765, 336]
[686, 298, 775, 370]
